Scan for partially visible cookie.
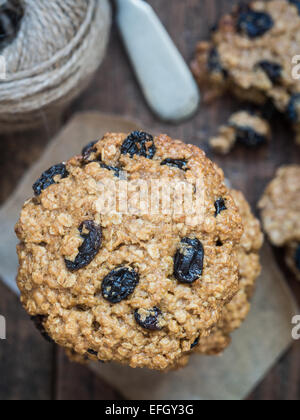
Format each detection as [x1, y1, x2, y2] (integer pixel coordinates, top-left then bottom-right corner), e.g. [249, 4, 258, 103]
[191, 0, 300, 144]
[210, 110, 271, 154]
[259, 165, 300, 247]
[286, 242, 300, 281]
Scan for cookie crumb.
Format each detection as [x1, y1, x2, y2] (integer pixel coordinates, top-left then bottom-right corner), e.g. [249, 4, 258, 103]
[210, 111, 271, 154]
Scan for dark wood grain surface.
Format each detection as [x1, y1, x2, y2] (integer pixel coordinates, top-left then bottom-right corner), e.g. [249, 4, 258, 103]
[0, 0, 300, 400]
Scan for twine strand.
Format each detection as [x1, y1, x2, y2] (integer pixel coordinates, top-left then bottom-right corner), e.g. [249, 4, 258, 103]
[0, 0, 111, 131]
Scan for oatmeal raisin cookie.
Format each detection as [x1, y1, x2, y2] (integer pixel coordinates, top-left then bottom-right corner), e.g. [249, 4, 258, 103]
[16, 131, 243, 371]
[192, 0, 300, 144]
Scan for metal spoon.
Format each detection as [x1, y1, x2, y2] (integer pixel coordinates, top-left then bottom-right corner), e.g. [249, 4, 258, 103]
[115, 0, 200, 123]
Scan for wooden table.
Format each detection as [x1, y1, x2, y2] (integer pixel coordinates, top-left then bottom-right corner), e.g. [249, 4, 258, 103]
[1, 0, 300, 400]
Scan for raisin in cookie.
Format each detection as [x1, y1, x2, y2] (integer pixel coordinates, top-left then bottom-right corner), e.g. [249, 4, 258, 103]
[259, 165, 300, 280]
[16, 131, 243, 371]
[173, 189, 263, 366]
[210, 110, 271, 154]
[192, 0, 300, 144]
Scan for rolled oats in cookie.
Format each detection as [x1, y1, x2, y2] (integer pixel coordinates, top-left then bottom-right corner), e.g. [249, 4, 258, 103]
[16, 131, 243, 371]
[191, 0, 300, 144]
[210, 110, 271, 154]
[259, 165, 300, 247]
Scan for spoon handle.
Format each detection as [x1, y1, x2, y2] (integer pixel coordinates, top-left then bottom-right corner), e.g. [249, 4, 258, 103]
[115, 0, 200, 123]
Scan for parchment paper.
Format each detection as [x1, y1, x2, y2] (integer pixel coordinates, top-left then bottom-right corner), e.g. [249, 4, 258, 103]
[0, 112, 298, 400]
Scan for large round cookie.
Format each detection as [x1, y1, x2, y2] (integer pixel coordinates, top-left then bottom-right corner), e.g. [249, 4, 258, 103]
[15, 131, 243, 371]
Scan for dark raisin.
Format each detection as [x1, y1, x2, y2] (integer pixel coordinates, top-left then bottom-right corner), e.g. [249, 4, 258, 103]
[100, 163, 122, 178]
[161, 158, 188, 171]
[0, 0, 24, 51]
[289, 0, 300, 14]
[65, 221, 102, 272]
[235, 126, 268, 148]
[207, 48, 228, 77]
[174, 238, 204, 284]
[286, 94, 300, 123]
[87, 349, 98, 356]
[134, 307, 163, 331]
[256, 61, 282, 84]
[215, 198, 227, 216]
[101, 267, 139, 303]
[33, 163, 69, 196]
[31, 315, 54, 344]
[81, 140, 98, 159]
[295, 245, 300, 271]
[121, 131, 156, 159]
[216, 239, 223, 247]
[236, 7, 274, 38]
[191, 336, 200, 349]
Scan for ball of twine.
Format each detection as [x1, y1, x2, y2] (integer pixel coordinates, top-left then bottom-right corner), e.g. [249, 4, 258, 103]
[0, 0, 111, 132]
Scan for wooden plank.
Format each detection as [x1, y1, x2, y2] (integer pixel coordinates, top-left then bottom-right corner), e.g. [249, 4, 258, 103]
[0, 284, 54, 400]
[55, 349, 121, 401]
[0, 108, 62, 400]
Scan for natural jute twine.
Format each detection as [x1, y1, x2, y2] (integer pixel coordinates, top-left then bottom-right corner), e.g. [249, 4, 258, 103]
[0, 0, 111, 131]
